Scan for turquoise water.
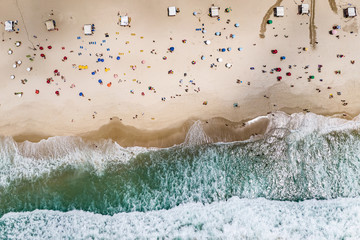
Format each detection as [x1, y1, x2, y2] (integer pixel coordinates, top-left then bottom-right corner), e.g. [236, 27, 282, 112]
[1, 112, 360, 238]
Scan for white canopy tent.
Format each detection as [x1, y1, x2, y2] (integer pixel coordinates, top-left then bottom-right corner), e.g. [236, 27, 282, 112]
[275, 6, 284, 17]
[300, 4, 309, 14]
[210, 6, 219, 17]
[168, 6, 176, 16]
[345, 7, 357, 17]
[5, 21, 14, 32]
[120, 16, 129, 26]
[45, 20, 55, 31]
[84, 24, 92, 35]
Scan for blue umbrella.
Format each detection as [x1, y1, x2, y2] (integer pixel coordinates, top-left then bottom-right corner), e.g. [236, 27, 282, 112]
[201, 55, 205, 60]
[170, 47, 175, 52]
[116, 56, 120, 60]
[227, 47, 232, 51]
[215, 32, 221, 36]
[79, 92, 84, 96]
[281, 56, 286, 60]
[101, 59, 104, 62]
[238, 47, 243, 51]
[221, 48, 226, 52]
[98, 79, 102, 84]
[202, 29, 206, 33]
[92, 71, 95, 75]
[235, 23, 239, 27]
[97, 58, 101, 62]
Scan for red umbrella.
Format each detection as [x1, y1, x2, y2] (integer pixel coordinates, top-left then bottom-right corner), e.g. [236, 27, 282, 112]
[54, 69, 58, 73]
[39, 46, 44, 50]
[286, 72, 291, 76]
[48, 46, 52, 49]
[276, 68, 281, 72]
[63, 56, 67, 60]
[35, 89, 40, 94]
[40, 53, 45, 58]
[272, 49, 278, 54]
[277, 76, 282, 80]
[46, 79, 51, 84]
[55, 91, 59, 96]
[141, 92, 145, 96]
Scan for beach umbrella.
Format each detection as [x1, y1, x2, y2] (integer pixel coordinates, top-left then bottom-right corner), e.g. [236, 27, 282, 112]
[12, 64, 17, 68]
[97, 58, 101, 62]
[63, 56, 67, 60]
[39, 46, 44, 50]
[217, 58, 223, 62]
[202, 29, 206, 33]
[141, 60, 146, 64]
[98, 79, 103, 84]
[331, 30, 337, 35]
[8, 50, 13, 55]
[79, 92, 84, 97]
[267, 20, 273, 24]
[191, 61, 196, 65]
[336, 25, 341, 29]
[92, 71, 96, 75]
[225, 63, 232, 68]
[272, 49, 278, 54]
[280, 56, 286, 60]
[26, 67, 32, 72]
[215, 32, 221, 36]
[286, 72, 291, 76]
[227, 47, 232, 51]
[238, 47, 243, 51]
[15, 42, 21, 47]
[116, 56, 120, 60]
[141, 92, 145, 96]
[205, 40, 211, 45]
[17, 60, 22, 65]
[277, 76, 282, 80]
[10, 75, 15, 79]
[276, 68, 281, 72]
[221, 48, 226, 52]
[54, 69, 58, 73]
[201, 55, 205, 60]
[55, 91, 59, 96]
[230, 34, 235, 38]
[303, 47, 308, 51]
[169, 47, 175, 52]
[35, 90, 39, 94]
[107, 82, 112, 87]
[47, 45, 52, 49]
[101, 59, 104, 62]
[310, 75, 315, 79]
[40, 53, 45, 58]
[193, 12, 197, 16]
[235, 23, 239, 27]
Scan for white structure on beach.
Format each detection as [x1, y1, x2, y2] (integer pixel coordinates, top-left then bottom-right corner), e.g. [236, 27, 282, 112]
[45, 19, 55, 31]
[120, 16, 129, 26]
[210, 6, 220, 17]
[84, 24, 93, 35]
[275, 6, 284, 17]
[300, 4, 309, 14]
[345, 7, 357, 17]
[5, 21, 14, 32]
[168, 6, 176, 16]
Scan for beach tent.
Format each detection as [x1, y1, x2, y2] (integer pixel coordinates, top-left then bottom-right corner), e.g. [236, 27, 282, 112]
[120, 16, 129, 26]
[345, 7, 357, 17]
[5, 21, 14, 32]
[84, 24, 93, 35]
[210, 6, 220, 17]
[45, 19, 55, 31]
[168, 6, 176, 16]
[275, 7, 284, 17]
[299, 4, 309, 14]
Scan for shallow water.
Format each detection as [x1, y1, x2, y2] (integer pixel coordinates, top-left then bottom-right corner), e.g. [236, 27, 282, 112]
[1, 112, 360, 238]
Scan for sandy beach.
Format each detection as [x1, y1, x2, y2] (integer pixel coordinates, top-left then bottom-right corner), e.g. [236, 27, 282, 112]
[1, 0, 360, 146]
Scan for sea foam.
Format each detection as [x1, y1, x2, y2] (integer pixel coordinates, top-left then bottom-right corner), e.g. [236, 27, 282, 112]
[1, 197, 359, 239]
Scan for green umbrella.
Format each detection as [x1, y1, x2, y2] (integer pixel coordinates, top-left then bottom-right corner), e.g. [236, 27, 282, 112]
[310, 75, 315, 79]
[267, 20, 273, 24]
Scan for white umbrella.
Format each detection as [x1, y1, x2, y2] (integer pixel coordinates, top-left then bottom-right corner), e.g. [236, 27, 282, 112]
[225, 63, 232, 68]
[10, 75, 15, 79]
[17, 60, 22, 65]
[8, 50, 13, 55]
[217, 58, 223, 62]
[205, 40, 211, 45]
[26, 67, 32, 72]
[12, 64, 17, 68]
[15, 42, 21, 47]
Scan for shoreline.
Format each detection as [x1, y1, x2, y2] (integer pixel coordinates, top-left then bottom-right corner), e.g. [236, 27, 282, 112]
[11, 108, 356, 148]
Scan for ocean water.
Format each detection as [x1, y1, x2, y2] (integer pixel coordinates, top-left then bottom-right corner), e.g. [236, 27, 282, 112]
[1, 112, 360, 239]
